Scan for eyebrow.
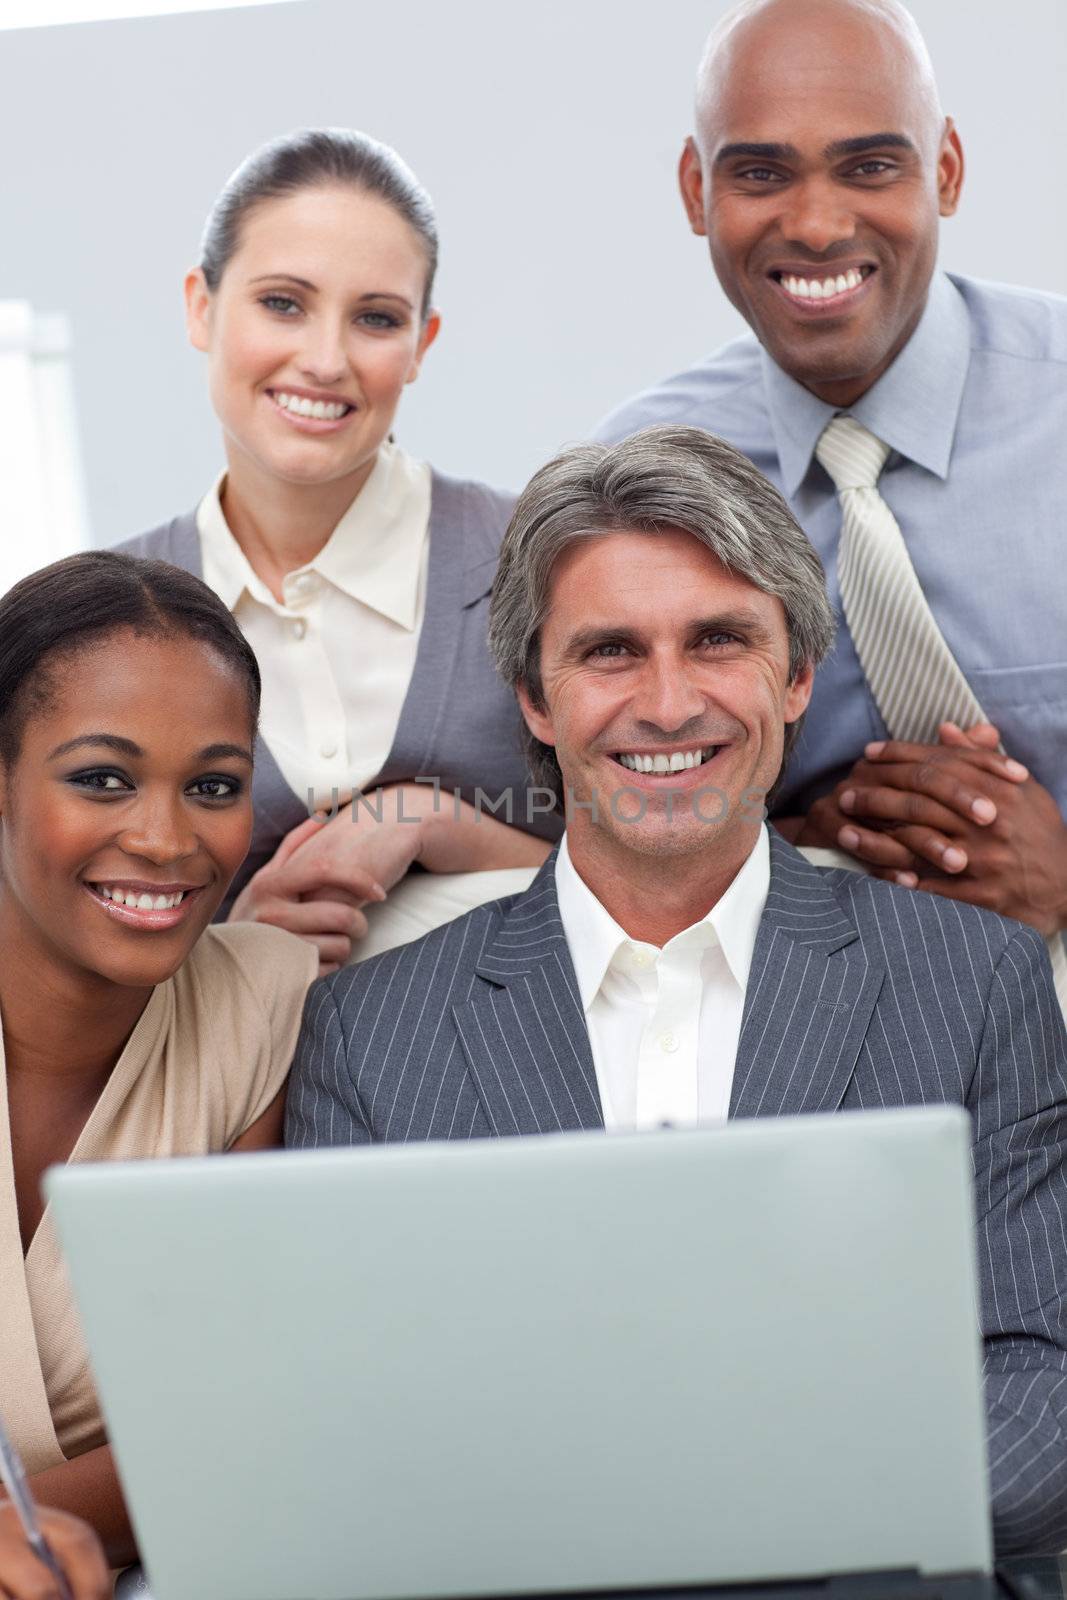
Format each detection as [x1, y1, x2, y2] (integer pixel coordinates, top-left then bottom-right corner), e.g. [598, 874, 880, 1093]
[197, 743, 254, 765]
[715, 141, 799, 166]
[48, 734, 253, 765]
[49, 733, 142, 760]
[563, 626, 633, 658]
[715, 132, 917, 166]
[824, 133, 918, 160]
[249, 273, 317, 290]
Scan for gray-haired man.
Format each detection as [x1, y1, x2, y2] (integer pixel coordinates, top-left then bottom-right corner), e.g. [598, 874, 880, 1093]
[286, 426, 1067, 1555]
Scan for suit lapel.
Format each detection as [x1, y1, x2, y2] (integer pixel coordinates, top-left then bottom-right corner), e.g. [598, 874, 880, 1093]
[731, 833, 884, 1119]
[454, 834, 884, 1133]
[453, 854, 603, 1136]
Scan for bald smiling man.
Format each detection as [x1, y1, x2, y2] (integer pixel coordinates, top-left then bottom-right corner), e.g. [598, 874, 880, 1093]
[595, 0, 1067, 990]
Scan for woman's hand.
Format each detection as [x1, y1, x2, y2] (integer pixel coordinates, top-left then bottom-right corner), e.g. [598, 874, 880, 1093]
[229, 807, 419, 975]
[230, 788, 552, 975]
[408, 786, 553, 873]
[228, 815, 389, 974]
[279, 792, 429, 898]
[286, 784, 553, 884]
[0, 1503, 110, 1600]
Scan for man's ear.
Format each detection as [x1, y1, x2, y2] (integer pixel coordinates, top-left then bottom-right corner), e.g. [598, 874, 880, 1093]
[516, 682, 556, 750]
[784, 660, 815, 724]
[184, 267, 213, 353]
[678, 137, 709, 238]
[937, 118, 965, 218]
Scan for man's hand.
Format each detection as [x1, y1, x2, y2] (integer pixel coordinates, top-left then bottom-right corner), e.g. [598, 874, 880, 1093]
[0, 1503, 109, 1600]
[797, 722, 1027, 877]
[796, 722, 1067, 935]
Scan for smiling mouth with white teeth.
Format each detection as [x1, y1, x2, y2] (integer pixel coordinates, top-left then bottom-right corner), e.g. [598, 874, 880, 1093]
[269, 390, 354, 421]
[771, 265, 874, 303]
[614, 747, 723, 775]
[91, 885, 188, 910]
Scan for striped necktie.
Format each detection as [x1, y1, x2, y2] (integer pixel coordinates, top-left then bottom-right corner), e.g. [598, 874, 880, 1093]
[814, 413, 1067, 1014]
[815, 414, 983, 743]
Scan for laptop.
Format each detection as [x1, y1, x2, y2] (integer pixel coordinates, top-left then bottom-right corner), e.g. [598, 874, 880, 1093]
[46, 1106, 992, 1600]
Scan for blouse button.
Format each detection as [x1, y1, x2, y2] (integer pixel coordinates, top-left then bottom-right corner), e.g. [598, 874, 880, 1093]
[292, 620, 307, 640]
[320, 740, 339, 760]
[659, 1032, 679, 1054]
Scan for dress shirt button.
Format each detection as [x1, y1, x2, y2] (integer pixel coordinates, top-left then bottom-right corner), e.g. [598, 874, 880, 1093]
[291, 571, 316, 593]
[659, 1032, 679, 1054]
[631, 947, 652, 967]
[319, 740, 339, 760]
[291, 619, 307, 640]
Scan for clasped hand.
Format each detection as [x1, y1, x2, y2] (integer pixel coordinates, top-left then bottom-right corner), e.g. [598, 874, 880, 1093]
[796, 722, 1067, 937]
[228, 786, 426, 974]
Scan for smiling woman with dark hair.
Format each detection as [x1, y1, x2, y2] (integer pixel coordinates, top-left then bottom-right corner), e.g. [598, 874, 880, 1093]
[0, 550, 316, 1566]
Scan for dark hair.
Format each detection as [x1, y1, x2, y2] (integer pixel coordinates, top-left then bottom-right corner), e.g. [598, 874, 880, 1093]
[200, 128, 438, 315]
[0, 551, 261, 767]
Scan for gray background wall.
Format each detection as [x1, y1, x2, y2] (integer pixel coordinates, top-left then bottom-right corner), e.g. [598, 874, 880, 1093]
[3, 0, 1065, 545]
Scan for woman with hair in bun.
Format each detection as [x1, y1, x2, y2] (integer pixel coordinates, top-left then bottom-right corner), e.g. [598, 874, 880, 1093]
[0, 551, 316, 1564]
[121, 129, 558, 975]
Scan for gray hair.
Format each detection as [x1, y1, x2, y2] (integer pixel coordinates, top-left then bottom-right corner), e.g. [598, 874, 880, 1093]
[488, 425, 835, 800]
[199, 128, 438, 317]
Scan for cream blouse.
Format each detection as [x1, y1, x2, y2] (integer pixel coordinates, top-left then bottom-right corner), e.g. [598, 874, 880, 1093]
[197, 441, 432, 813]
[0, 922, 316, 1476]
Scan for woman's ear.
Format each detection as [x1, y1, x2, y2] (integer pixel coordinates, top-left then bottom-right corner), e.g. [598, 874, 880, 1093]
[406, 309, 441, 384]
[184, 267, 213, 353]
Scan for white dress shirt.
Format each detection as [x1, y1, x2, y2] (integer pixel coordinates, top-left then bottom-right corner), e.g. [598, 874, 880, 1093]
[554, 829, 770, 1131]
[197, 441, 432, 812]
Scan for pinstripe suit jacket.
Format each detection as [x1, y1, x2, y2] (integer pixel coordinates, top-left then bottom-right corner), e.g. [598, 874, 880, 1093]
[286, 828, 1067, 1556]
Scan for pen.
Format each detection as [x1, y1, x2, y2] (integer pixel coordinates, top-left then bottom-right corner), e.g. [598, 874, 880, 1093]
[0, 1416, 74, 1600]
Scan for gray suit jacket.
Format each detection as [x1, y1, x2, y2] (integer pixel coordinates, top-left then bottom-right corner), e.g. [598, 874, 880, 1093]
[286, 829, 1067, 1556]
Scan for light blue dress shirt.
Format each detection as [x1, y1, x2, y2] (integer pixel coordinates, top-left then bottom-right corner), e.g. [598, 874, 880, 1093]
[593, 272, 1067, 819]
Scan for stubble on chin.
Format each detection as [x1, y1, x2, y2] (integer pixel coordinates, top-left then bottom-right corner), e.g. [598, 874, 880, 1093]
[585, 786, 757, 865]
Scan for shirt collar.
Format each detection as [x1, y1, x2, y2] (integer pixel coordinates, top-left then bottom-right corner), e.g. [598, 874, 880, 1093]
[762, 270, 972, 495]
[554, 827, 771, 1011]
[194, 440, 430, 628]
[196, 470, 257, 612]
[313, 440, 430, 628]
[554, 834, 633, 1011]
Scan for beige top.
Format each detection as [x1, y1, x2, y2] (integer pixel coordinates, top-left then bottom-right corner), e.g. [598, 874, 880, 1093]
[0, 922, 317, 1475]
